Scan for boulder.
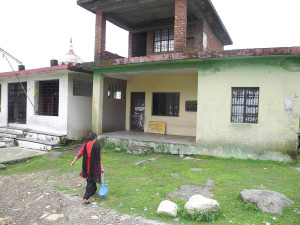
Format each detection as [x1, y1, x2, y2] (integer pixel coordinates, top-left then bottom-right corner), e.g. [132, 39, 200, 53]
[157, 200, 178, 217]
[239, 189, 293, 214]
[184, 195, 219, 215]
[0, 164, 6, 170]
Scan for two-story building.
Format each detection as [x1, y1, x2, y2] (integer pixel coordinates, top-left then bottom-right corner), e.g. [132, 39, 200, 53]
[77, 0, 300, 162]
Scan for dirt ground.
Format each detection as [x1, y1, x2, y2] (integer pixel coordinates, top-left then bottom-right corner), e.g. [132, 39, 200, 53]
[0, 148, 169, 225]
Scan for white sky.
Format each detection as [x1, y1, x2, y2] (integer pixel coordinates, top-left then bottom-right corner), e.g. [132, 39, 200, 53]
[0, 0, 300, 73]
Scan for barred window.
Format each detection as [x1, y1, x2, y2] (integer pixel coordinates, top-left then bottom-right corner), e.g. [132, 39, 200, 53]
[231, 87, 259, 123]
[38, 80, 59, 116]
[73, 79, 93, 97]
[154, 28, 174, 53]
[152, 92, 179, 117]
[108, 84, 126, 100]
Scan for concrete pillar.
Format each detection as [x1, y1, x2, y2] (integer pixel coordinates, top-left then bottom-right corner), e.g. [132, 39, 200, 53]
[196, 68, 201, 143]
[174, 0, 187, 53]
[92, 73, 104, 134]
[95, 12, 106, 61]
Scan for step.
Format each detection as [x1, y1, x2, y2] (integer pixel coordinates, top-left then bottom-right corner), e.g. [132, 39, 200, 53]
[17, 138, 60, 152]
[24, 131, 65, 145]
[0, 127, 24, 135]
[0, 132, 23, 139]
[0, 139, 14, 148]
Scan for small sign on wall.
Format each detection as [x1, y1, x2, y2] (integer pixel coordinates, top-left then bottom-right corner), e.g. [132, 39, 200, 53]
[148, 121, 166, 134]
[185, 100, 197, 112]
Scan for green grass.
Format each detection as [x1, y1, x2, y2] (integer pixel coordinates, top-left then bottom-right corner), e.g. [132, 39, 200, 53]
[1, 147, 300, 224]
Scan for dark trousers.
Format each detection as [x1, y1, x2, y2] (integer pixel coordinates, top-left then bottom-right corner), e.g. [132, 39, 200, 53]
[83, 181, 97, 200]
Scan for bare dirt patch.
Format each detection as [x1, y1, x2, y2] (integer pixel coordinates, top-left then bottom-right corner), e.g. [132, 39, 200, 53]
[0, 163, 168, 225]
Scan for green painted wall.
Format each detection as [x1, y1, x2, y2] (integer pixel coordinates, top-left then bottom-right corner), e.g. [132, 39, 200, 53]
[91, 55, 300, 162]
[196, 57, 300, 162]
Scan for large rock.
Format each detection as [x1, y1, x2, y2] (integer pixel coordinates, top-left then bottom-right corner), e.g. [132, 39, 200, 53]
[184, 195, 219, 215]
[0, 164, 6, 170]
[157, 200, 178, 217]
[239, 189, 293, 214]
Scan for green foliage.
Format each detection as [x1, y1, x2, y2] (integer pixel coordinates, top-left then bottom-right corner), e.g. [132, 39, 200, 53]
[1, 145, 299, 225]
[177, 202, 222, 223]
[242, 201, 260, 212]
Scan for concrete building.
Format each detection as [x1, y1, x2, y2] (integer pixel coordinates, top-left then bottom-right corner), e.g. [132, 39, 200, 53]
[77, 0, 300, 162]
[0, 63, 93, 141]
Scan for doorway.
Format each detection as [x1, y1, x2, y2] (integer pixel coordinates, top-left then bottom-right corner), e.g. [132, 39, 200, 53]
[131, 92, 145, 132]
[132, 32, 147, 57]
[8, 82, 27, 124]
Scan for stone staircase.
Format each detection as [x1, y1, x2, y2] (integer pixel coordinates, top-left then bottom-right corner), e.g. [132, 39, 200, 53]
[0, 127, 66, 151]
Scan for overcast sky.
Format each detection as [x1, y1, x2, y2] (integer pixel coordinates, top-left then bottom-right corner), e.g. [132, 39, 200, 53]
[0, 0, 299, 73]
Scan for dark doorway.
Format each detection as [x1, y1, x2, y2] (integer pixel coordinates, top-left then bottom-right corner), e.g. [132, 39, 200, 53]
[132, 32, 147, 57]
[8, 82, 27, 124]
[131, 92, 145, 132]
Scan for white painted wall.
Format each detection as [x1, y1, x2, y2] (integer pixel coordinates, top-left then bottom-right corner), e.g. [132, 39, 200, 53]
[67, 73, 93, 140]
[0, 70, 93, 139]
[0, 82, 8, 127]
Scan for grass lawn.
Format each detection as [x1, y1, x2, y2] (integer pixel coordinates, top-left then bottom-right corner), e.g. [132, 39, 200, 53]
[1, 146, 300, 224]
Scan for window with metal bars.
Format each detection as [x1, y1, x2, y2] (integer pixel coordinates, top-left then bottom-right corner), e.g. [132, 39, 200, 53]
[38, 80, 59, 116]
[73, 79, 93, 97]
[107, 84, 126, 100]
[152, 92, 179, 117]
[231, 87, 259, 123]
[154, 28, 174, 53]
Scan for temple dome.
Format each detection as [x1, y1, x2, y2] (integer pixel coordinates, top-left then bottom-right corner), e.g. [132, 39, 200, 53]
[59, 38, 83, 65]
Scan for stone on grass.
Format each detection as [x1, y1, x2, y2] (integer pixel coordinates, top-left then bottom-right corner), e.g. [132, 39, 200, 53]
[45, 214, 65, 222]
[0, 164, 6, 170]
[295, 167, 300, 172]
[157, 200, 178, 217]
[239, 189, 293, 214]
[184, 194, 220, 215]
[126, 145, 154, 155]
[134, 158, 157, 167]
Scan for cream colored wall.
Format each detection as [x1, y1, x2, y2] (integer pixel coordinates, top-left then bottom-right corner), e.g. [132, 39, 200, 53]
[126, 73, 198, 136]
[196, 62, 300, 154]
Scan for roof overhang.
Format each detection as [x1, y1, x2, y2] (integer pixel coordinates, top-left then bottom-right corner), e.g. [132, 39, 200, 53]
[77, 0, 232, 45]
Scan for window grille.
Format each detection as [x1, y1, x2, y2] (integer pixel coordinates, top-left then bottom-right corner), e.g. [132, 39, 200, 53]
[108, 84, 126, 100]
[38, 80, 59, 116]
[152, 92, 179, 117]
[154, 28, 174, 53]
[73, 79, 93, 97]
[231, 87, 259, 123]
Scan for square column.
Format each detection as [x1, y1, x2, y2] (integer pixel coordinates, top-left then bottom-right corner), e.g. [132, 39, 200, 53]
[95, 12, 106, 61]
[92, 73, 104, 134]
[174, 0, 187, 53]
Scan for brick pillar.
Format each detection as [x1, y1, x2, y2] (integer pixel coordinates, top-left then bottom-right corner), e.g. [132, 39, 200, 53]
[174, 0, 187, 53]
[95, 12, 106, 61]
[128, 32, 133, 58]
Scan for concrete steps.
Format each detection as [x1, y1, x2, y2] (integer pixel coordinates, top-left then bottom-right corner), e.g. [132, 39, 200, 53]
[0, 127, 66, 151]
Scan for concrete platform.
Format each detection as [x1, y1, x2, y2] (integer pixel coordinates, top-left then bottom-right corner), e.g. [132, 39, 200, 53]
[100, 131, 196, 146]
[0, 147, 47, 164]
